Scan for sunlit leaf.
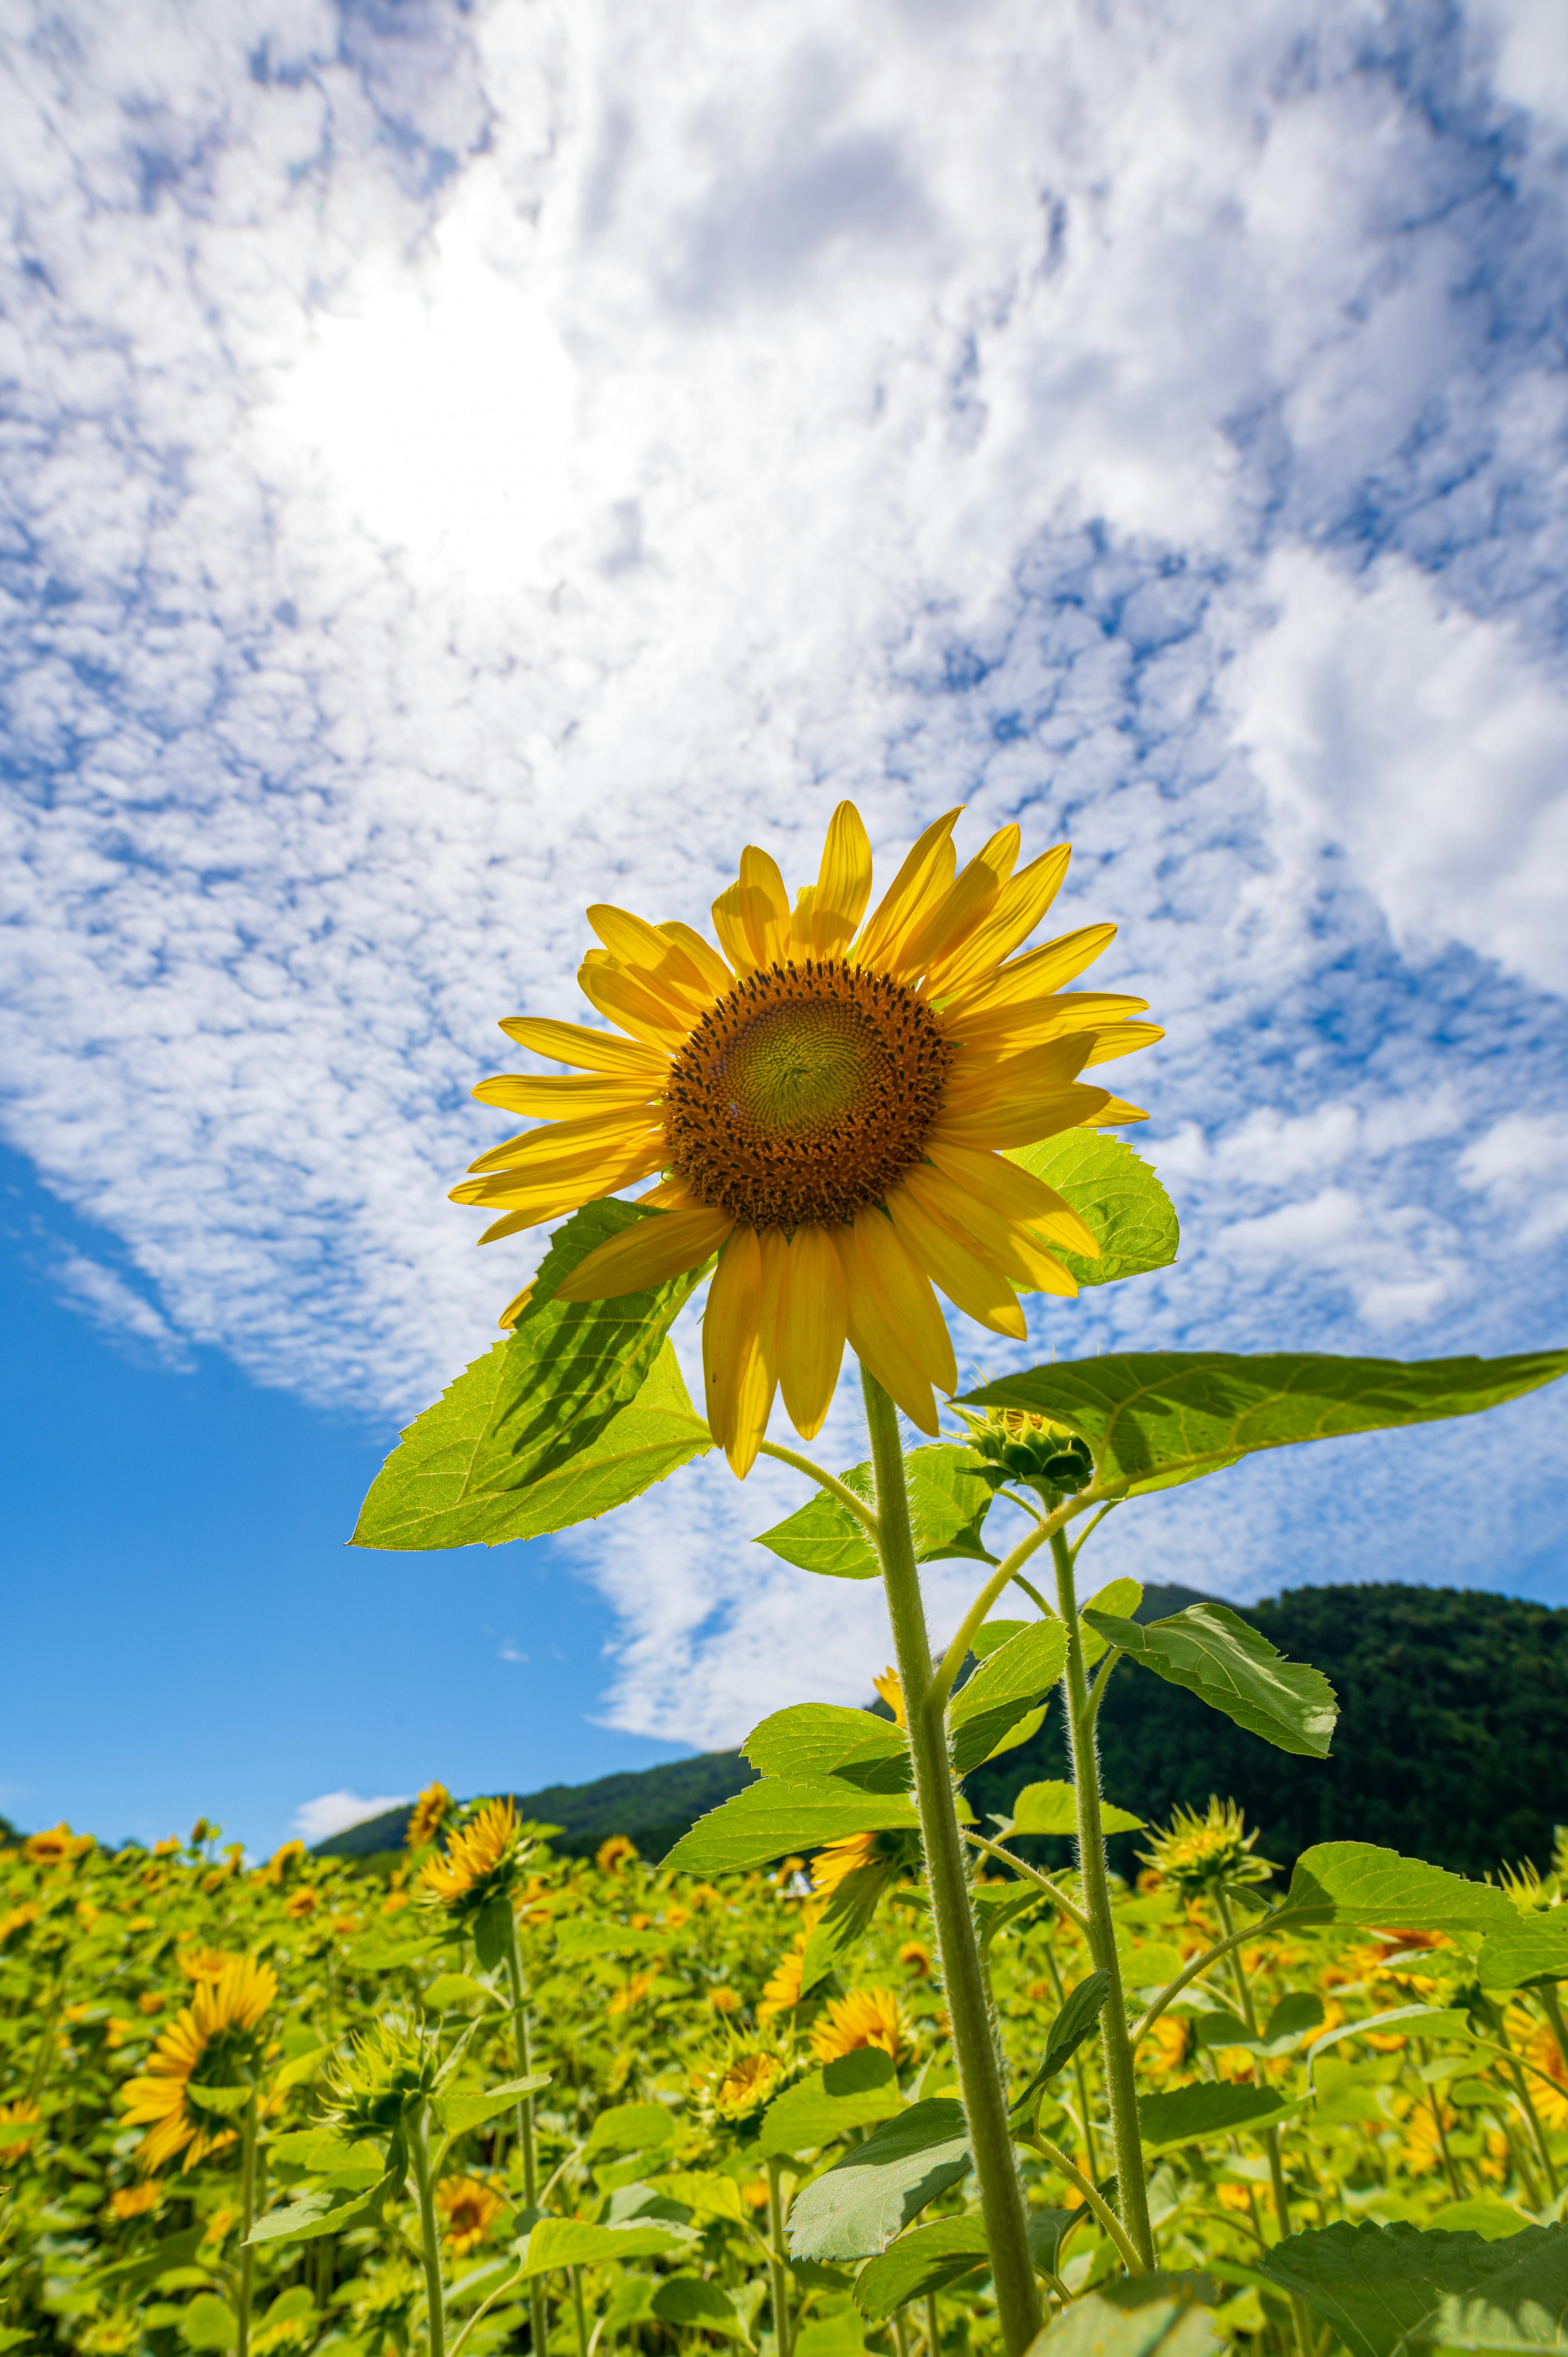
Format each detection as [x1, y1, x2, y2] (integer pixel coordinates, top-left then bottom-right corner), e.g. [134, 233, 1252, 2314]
[1281, 1844, 1517, 1935]
[1006, 1133, 1179, 1291]
[1478, 1915, 1568, 1991]
[760, 2050, 904, 2159]
[786, 2099, 971, 2261]
[662, 1779, 918, 1875]
[1010, 1969, 1111, 2120]
[519, 2217, 696, 2275]
[1085, 1603, 1337, 1757]
[1011, 1779, 1143, 1836]
[741, 1704, 909, 1791]
[753, 1446, 997, 1581]
[949, 1618, 1068, 1777]
[1136, 2084, 1300, 2150]
[581, 2102, 677, 2159]
[960, 1349, 1568, 1496]
[1028, 2280, 1225, 2357]
[438, 2074, 551, 2137]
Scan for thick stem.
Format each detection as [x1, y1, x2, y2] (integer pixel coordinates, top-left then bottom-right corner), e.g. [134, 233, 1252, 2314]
[236, 2093, 258, 2357]
[862, 1372, 1042, 2357]
[1050, 1532, 1154, 2270]
[408, 2111, 448, 2357]
[766, 2159, 793, 2357]
[502, 1917, 549, 2357]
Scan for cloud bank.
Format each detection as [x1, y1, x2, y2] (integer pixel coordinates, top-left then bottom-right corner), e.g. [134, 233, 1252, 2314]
[2, 0, 1567, 1744]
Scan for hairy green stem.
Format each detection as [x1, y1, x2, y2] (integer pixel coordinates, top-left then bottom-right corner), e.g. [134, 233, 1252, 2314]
[928, 1496, 1089, 1718]
[1050, 1531, 1155, 2270]
[501, 1916, 549, 2357]
[766, 2158, 793, 2357]
[408, 2111, 448, 2357]
[957, 1829, 1091, 1936]
[1133, 1921, 1284, 2048]
[1023, 2131, 1143, 2273]
[236, 2093, 258, 2357]
[1040, 1940, 1099, 2185]
[861, 1371, 1042, 2357]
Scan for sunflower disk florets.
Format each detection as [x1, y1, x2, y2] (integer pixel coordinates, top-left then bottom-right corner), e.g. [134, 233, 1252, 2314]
[1138, 1797, 1278, 1901]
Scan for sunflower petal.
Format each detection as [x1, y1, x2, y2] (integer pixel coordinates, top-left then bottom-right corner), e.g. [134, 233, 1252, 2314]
[833, 1226, 940, 1434]
[579, 956, 698, 1051]
[1082, 1096, 1149, 1125]
[925, 843, 1072, 997]
[855, 808, 962, 970]
[497, 1017, 669, 1077]
[657, 920, 735, 998]
[587, 905, 717, 1008]
[451, 1135, 665, 1209]
[806, 800, 874, 959]
[851, 1208, 958, 1394]
[554, 1206, 735, 1302]
[929, 1083, 1112, 1149]
[940, 923, 1118, 1017]
[739, 846, 794, 968]
[702, 1226, 779, 1474]
[884, 1184, 1028, 1339]
[776, 1224, 848, 1440]
[466, 1107, 662, 1176]
[891, 824, 1018, 980]
[474, 1072, 664, 1117]
[924, 1138, 1099, 1259]
[947, 991, 1149, 1054]
[1082, 1021, 1165, 1066]
[900, 1166, 1078, 1299]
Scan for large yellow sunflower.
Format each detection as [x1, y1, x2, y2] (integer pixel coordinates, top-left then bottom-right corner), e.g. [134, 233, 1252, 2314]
[120, 1956, 276, 2173]
[453, 803, 1158, 1474]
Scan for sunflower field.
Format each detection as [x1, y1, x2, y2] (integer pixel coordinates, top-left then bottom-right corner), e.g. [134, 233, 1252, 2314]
[7, 1777, 1568, 2357]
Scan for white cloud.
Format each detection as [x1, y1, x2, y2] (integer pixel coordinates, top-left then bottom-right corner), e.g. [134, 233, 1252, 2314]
[292, 1791, 410, 1846]
[1458, 1114, 1568, 1251]
[1228, 546, 1568, 996]
[50, 1249, 192, 1366]
[2, 0, 1568, 1744]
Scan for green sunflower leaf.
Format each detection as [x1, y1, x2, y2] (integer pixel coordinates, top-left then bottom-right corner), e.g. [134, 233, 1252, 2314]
[435, 2073, 551, 2138]
[959, 1349, 1568, 1497]
[1029, 2281, 1226, 2357]
[1479, 1915, 1568, 1991]
[786, 2099, 971, 2261]
[1006, 1132, 1179, 1290]
[1136, 2083, 1301, 2151]
[1263, 2219, 1568, 2357]
[753, 1445, 996, 1580]
[518, 2217, 697, 2276]
[1082, 1603, 1337, 1758]
[1280, 1843, 1517, 1936]
[949, 1617, 1068, 1775]
[852, 2217, 990, 2317]
[661, 1777, 919, 1875]
[760, 2050, 905, 2159]
[1011, 1779, 1143, 1836]
[351, 1337, 710, 1551]
[741, 1704, 909, 1791]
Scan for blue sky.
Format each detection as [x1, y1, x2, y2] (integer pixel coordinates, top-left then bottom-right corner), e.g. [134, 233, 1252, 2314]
[3, 0, 1568, 1850]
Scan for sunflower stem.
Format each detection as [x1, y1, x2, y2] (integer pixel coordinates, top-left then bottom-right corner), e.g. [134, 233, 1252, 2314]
[860, 1369, 1042, 2357]
[766, 2158, 793, 2357]
[756, 1439, 881, 1535]
[1049, 1530, 1155, 2271]
[408, 2107, 448, 2357]
[501, 1913, 549, 2357]
[236, 2090, 258, 2357]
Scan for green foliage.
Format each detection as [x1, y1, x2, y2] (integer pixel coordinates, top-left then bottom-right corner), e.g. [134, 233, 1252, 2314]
[754, 1445, 996, 1579]
[1030, 2281, 1225, 2357]
[1004, 1133, 1180, 1291]
[960, 1347, 1568, 1494]
[852, 2216, 992, 2315]
[740, 1704, 909, 1790]
[759, 2051, 904, 2158]
[1136, 2083, 1300, 2150]
[1479, 1916, 1568, 1991]
[1012, 1779, 1143, 1835]
[1010, 1969, 1111, 2120]
[1264, 2221, 1568, 2357]
[662, 1777, 919, 1873]
[785, 2099, 971, 2261]
[1281, 1842, 1517, 1933]
[948, 1618, 1068, 1776]
[1084, 1603, 1338, 1758]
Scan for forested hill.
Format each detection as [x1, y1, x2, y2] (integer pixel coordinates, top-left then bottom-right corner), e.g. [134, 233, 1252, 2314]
[316, 1583, 1568, 1879]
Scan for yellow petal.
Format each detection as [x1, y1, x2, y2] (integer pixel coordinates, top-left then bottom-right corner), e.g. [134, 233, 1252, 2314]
[1081, 1096, 1149, 1125]
[451, 1134, 665, 1208]
[497, 1017, 669, 1077]
[929, 1083, 1112, 1148]
[702, 1227, 780, 1474]
[554, 1206, 735, 1302]
[710, 881, 760, 976]
[1083, 1021, 1165, 1066]
[466, 1107, 661, 1176]
[739, 845, 794, 968]
[775, 1224, 848, 1440]
[943, 1032, 1096, 1102]
[498, 1285, 534, 1330]
[474, 1072, 664, 1117]
[637, 1175, 701, 1208]
[656, 920, 735, 999]
[948, 991, 1149, 1054]
[884, 1184, 1028, 1339]
[855, 808, 962, 970]
[851, 1207, 957, 1394]
[833, 1226, 940, 1434]
[579, 957, 699, 1052]
[900, 1166, 1078, 1299]
[941, 923, 1118, 1017]
[587, 905, 717, 1009]
[925, 1139, 1099, 1259]
[925, 843, 1071, 998]
[890, 825, 1018, 981]
[806, 801, 873, 960]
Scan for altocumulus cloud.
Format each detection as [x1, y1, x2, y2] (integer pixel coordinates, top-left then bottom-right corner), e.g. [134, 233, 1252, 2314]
[2, 0, 1568, 1745]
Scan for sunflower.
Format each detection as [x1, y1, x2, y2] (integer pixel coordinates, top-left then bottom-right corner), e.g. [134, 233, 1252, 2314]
[1137, 1799, 1277, 1900]
[595, 1834, 638, 1875]
[757, 1935, 808, 2023]
[710, 2047, 786, 2122]
[418, 1799, 523, 1917]
[453, 804, 1158, 1474]
[0, 2097, 42, 2165]
[405, 1782, 452, 1851]
[120, 1956, 276, 2173]
[435, 2174, 509, 2255]
[107, 2180, 163, 2221]
[810, 1987, 915, 2067]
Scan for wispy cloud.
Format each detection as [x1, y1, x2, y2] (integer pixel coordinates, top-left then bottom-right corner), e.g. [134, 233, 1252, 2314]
[2, 0, 1566, 1744]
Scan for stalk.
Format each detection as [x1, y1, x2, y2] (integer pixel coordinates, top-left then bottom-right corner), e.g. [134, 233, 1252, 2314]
[571, 2264, 590, 2357]
[501, 1915, 549, 2357]
[408, 2109, 448, 2357]
[925, 2293, 940, 2357]
[862, 1371, 1042, 2357]
[1214, 1891, 1312, 2357]
[1049, 1532, 1154, 2270]
[236, 2092, 258, 2357]
[766, 2158, 793, 2357]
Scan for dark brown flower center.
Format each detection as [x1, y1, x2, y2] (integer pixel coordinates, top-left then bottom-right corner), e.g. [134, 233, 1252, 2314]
[665, 960, 952, 1228]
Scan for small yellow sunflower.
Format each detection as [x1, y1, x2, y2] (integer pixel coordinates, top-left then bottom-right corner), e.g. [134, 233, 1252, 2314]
[405, 1782, 452, 1851]
[1138, 1799, 1277, 1900]
[810, 1987, 915, 2067]
[453, 804, 1158, 1473]
[107, 2180, 163, 2221]
[595, 1834, 639, 1875]
[21, 1824, 92, 1866]
[0, 2097, 42, 2165]
[435, 2174, 509, 2255]
[120, 1957, 276, 2173]
[712, 2048, 786, 2121]
[757, 1936, 808, 2023]
[419, 1799, 523, 1915]
[811, 1832, 883, 1900]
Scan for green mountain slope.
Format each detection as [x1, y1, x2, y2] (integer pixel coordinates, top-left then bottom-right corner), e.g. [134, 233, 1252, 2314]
[316, 1583, 1568, 1878]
